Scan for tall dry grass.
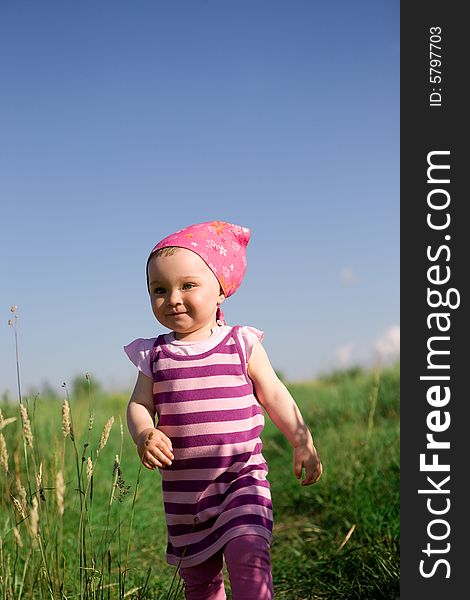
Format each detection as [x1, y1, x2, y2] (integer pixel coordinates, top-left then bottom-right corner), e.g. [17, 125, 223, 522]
[0, 306, 163, 599]
[0, 389, 149, 599]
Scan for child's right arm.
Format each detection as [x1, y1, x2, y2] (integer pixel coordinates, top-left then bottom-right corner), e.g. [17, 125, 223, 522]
[127, 371, 174, 470]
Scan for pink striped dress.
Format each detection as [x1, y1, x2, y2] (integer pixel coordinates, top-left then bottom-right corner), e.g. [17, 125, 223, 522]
[124, 325, 273, 568]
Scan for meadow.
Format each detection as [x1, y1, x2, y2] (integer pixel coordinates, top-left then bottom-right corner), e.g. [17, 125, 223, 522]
[0, 364, 399, 599]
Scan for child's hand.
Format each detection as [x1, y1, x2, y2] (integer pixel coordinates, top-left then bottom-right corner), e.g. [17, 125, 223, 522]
[293, 441, 322, 486]
[137, 428, 174, 470]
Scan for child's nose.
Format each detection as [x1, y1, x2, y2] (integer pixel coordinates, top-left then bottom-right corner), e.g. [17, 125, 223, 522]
[168, 289, 182, 305]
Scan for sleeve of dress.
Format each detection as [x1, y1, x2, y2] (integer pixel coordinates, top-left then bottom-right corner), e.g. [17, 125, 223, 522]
[123, 338, 156, 379]
[238, 326, 265, 367]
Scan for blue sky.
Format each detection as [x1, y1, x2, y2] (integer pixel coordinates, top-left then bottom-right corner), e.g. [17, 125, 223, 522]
[0, 0, 399, 397]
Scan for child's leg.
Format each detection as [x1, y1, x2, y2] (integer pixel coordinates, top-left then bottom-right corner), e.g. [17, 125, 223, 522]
[179, 550, 226, 600]
[224, 535, 274, 600]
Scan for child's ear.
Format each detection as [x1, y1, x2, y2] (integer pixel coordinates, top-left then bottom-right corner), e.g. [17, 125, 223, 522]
[218, 291, 226, 305]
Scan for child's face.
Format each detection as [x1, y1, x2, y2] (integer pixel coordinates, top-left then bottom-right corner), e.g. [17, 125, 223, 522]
[147, 248, 225, 339]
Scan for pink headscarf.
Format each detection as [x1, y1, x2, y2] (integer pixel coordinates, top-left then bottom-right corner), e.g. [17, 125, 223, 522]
[147, 220, 251, 325]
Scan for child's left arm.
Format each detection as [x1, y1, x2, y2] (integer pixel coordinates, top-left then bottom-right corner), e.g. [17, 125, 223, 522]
[248, 341, 323, 486]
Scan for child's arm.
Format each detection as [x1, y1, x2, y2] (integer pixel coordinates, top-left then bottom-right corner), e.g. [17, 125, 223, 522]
[127, 371, 174, 470]
[248, 342, 322, 486]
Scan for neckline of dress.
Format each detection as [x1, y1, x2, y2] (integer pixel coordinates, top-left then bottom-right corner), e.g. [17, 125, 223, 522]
[166, 325, 229, 346]
[158, 326, 237, 361]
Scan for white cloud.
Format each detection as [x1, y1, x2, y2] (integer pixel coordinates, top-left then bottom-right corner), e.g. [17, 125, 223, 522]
[335, 343, 355, 367]
[340, 267, 359, 286]
[373, 325, 400, 362]
[333, 325, 400, 372]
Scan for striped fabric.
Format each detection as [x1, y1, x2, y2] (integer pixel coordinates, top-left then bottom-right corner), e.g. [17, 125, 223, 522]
[150, 326, 273, 568]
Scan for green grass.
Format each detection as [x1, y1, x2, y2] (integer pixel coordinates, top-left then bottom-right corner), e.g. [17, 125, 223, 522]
[263, 365, 400, 599]
[0, 363, 399, 599]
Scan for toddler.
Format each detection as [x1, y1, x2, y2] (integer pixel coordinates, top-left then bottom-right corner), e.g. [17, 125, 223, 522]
[125, 220, 322, 600]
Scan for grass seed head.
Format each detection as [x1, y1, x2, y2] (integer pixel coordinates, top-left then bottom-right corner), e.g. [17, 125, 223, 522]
[29, 496, 39, 538]
[0, 408, 17, 431]
[0, 433, 9, 473]
[56, 470, 65, 515]
[97, 416, 114, 455]
[62, 399, 71, 438]
[35, 462, 43, 491]
[18, 483, 27, 509]
[86, 457, 93, 481]
[14, 526, 23, 548]
[12, 496, 26, 520]
[19, 404, 33, 448]
[113, 454, 120, 474]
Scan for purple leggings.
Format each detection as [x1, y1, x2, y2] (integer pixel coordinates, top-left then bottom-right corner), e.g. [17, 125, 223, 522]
[179, 535, 274, 600]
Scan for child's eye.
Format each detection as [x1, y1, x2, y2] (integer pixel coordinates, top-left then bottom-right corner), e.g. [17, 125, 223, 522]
[153, 287, 166, 294]
[182, 283, 195, 290]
